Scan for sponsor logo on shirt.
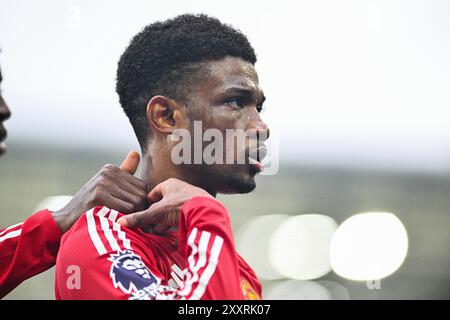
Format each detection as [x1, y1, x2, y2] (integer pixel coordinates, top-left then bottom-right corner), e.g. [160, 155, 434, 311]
[108, 250, 160, 294]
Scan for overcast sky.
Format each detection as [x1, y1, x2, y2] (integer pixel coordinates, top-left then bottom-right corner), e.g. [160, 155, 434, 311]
[0, 0, 449, 173]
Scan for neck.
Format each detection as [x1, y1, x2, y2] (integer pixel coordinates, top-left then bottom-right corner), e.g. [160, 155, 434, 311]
[138, 147, 217, 197]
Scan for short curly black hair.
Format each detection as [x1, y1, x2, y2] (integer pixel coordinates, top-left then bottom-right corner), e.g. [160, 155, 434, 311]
[116, 14, 257, 150]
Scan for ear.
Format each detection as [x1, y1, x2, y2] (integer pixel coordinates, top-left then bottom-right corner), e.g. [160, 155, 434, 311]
[146, 95, 188, 134]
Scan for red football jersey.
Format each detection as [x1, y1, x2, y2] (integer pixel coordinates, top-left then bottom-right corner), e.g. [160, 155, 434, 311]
[0, 210, 61, 298]
[55, 196, 262, 300]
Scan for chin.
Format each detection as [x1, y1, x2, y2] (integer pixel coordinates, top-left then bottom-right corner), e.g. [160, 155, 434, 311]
[220, 179, 256, 194]
[213, 165, 257, 194]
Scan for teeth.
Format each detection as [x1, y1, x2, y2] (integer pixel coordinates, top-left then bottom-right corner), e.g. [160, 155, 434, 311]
[248, 157, 264, 170]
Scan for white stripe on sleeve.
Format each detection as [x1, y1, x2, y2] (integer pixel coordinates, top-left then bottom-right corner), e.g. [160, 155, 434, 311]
[108, 209, 119, 222]
[0, 229, 22, 243]
[99, 216, 120, 252]
[178, 229, 211, 297]
[86, 208, 107, 255]
[189, 234, 223, 300]
[0, 222, 23, 237]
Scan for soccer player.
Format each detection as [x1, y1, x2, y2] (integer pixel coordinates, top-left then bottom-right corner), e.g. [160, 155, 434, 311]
[0, 63, 148, 298]
[55, 14, 269, 300]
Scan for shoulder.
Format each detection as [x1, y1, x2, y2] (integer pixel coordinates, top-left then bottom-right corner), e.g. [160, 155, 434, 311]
[59, 206, 145, 257]
[55, 206, 163, 300]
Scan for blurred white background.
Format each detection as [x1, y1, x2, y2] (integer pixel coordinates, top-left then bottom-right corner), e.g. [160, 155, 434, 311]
[0, 0, 449, 300]
[1, 0, 449, 173]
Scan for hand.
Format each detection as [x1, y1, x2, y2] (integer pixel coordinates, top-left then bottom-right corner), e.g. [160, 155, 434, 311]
[52, 151, 147, 233]
[117, 178, 212, 234]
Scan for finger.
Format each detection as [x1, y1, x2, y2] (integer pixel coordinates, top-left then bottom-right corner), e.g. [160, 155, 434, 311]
[110, 186, 147, 212]
[119, 150, 140, 175]
[118, 202, 179, 229]
[147, 182, 165, 203]
[111, 165, 147, 191]
[101, 193, 137, 214]
[144, 205, 180, 226]
[116, 178, 148, 200]
[117, 208, 153, 229]
[121, 173, 148, 192]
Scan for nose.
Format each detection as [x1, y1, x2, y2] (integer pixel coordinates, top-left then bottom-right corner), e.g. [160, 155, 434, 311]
[0, 96, 11, 121]
[246, 117, 270, 142]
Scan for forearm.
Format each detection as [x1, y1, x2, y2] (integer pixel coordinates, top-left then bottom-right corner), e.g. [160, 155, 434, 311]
[0, 210, 61, 298]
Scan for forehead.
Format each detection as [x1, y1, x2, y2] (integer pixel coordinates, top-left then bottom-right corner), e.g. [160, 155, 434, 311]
[200, 56, 260, 94]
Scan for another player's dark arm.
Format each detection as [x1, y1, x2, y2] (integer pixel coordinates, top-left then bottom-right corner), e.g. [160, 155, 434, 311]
[52, 151, 147, 233]
[0, 151, 147, 298]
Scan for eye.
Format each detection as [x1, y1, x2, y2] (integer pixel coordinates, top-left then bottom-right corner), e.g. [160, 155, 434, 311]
[224, 97, 245, 108]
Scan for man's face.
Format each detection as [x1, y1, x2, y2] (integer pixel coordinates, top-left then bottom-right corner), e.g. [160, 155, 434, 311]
[0, 67, 12, 155]
[184, 56, 269, 194]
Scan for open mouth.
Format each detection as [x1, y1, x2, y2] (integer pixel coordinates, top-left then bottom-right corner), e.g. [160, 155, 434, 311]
[0, 126, 6, 153]
[0, 139, 6, 154]
[247, 145, 268, 172]
[0, 126, 6, 142]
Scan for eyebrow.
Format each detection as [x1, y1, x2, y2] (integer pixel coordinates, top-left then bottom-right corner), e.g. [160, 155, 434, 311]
[223, 87, 266, 105]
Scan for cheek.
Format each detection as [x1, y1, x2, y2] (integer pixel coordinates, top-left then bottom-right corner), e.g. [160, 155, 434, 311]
[206, 112, 234, 159]
[203, 106, 252, 134]
[200, 107, 249, 162]
[204, 107, 237, 129]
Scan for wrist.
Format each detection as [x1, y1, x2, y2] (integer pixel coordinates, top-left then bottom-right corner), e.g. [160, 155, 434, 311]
[52, 207, 75, 234]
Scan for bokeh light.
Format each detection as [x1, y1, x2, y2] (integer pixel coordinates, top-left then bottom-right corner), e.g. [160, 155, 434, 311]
[268, 214, 338, 280]
[264, 280, 331, 300]
[235, 214, 291, 280]
[317, 280, 351, 300]
[330, 212, 408, 281]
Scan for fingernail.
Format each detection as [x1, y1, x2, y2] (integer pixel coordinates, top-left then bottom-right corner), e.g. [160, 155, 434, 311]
[117, 217, 128, 227]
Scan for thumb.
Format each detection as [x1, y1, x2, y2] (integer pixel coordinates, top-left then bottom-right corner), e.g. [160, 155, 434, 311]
[120, 150, 140, 174]
[117, 210, 148, 229]
[117, 202, 163, 229]
[117, 203, 180, 230]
